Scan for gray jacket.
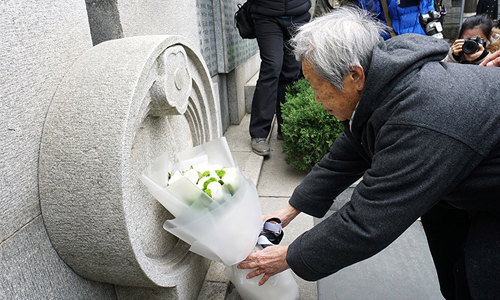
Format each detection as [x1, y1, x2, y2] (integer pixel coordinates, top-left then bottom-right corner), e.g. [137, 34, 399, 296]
[286, 34, 500, 281]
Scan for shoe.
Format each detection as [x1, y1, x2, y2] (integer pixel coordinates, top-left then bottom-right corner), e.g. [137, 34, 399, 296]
[277, 132, 283, 140]
[251, 138, 270, 156]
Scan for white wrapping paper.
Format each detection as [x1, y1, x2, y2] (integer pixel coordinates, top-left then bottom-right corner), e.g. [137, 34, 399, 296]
[224, 264, 300, 300]
[140, 137, 263, 266]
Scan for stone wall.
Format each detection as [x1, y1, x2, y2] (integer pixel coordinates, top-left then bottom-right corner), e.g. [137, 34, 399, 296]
[0, 0, 260, 299]
[0, 1, 117, 299]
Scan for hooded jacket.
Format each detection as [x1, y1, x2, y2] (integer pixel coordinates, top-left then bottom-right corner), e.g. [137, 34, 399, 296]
[286, 34, 500, 286]
[249, 0, 311, 17]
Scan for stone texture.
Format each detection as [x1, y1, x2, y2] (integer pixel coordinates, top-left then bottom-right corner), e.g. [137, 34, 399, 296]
[0, 0, 92, 246]
[1, 1, 262, 299]
[117, 0, 201, 53]
[39, 35, 219, 293]
[225, 114, 264, 185]
[0, 216, 116, 300]
[227, 54, 261, 125]
[196, 282, 228, 300]
[317, 221, 444, 300]
[316, 188, 444, 300]
[245, 71, 259, 114]
[0, 1, 113, 298]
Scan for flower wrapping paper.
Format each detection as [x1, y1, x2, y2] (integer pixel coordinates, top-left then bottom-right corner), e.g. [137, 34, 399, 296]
[141, 137, 263, 266]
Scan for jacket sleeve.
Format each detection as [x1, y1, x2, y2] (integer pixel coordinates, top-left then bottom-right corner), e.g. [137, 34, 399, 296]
[286, 124, 483, 281]
[289, 131, 370, 218]
[442, 49, 459, 63]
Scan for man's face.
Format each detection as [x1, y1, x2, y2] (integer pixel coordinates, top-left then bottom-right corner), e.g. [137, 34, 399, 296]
[302, 60, 364, 121]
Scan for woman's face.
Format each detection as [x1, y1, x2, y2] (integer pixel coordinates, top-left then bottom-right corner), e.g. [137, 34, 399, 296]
[462, 27, 488, 41]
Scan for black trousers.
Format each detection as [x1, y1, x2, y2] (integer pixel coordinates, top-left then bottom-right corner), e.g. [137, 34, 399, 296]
[421, 201, 500, 300]
[249, 12, 310, 139]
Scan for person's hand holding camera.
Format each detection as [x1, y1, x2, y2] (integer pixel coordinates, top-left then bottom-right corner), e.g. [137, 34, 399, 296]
[451, 39, 466, 56]
[463, 42, 486, 61]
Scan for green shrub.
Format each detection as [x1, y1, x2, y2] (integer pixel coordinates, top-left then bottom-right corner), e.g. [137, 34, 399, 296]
[281, 78, 344, 171]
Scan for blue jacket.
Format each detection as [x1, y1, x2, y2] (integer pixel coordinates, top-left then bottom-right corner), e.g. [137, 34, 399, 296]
[387, 0, 434, 35]
[360, 0, 434, 36]
[350, 0, 432, 38]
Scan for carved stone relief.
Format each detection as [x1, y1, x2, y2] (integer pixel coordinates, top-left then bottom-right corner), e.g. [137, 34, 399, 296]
[39, 35, 220, 290]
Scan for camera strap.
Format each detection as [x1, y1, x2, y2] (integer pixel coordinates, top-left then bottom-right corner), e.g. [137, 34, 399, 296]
[380, 0, 397, 37]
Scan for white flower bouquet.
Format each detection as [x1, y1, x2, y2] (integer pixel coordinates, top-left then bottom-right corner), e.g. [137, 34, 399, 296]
[140, 137, 263, 266]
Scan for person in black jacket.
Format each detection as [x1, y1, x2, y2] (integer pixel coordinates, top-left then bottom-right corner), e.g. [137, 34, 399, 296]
[248, 0, 311, 156]
[238, 7, 500, 300]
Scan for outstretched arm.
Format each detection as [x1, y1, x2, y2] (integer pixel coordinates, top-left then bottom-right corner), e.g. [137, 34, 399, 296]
[261, 204, 300, 228]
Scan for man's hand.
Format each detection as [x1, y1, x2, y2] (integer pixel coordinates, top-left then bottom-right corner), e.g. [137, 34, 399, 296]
[237, 245, 289, 285]
[261, 204, 301, 228]
[480, 51, 500, 67]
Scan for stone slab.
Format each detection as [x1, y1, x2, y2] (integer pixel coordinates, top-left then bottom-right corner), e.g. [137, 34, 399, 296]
[316, 187, 443, 299]
[197, 281, 228, 300]
[225, 113, 253, 152]
[256, 124, 309, 198]
[0, 0, 92, 244]
[316, 220, 444, 300]
[245, 71, 259, 114]
[0, 216, 116, 300]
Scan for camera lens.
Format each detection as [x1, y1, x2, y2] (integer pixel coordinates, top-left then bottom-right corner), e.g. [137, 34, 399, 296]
[463, 39, 479, 54]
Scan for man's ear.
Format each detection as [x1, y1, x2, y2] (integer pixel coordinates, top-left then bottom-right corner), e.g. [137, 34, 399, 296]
[350, 66, 365, 92]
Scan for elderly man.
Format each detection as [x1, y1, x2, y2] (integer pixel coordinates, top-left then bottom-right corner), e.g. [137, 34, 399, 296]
[238, 6, 500, 300]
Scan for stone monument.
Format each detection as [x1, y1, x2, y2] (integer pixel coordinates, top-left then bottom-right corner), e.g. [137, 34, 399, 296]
[1, 1, 260, 299]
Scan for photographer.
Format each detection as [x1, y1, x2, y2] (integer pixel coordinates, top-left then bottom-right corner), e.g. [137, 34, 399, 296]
[444, 14, 500, 64]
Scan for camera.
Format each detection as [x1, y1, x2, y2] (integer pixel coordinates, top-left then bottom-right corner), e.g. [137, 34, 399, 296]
[462, 36, 486, 54]
[419, 11, 444, 39]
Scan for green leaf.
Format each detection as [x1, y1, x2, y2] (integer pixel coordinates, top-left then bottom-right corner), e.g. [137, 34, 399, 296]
[203, 177, 217, 190]
[215, 169, 226, 178]
[199, 171, 210, 180]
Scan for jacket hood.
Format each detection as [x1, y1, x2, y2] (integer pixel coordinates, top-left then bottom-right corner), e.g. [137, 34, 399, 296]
[351, 34, 449, 135]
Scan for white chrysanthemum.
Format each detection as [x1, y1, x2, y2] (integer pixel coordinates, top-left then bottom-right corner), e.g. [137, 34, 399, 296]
[221, 167, 241, 195]
[183, 169, 199, 184]
[206, 181, 225, 203]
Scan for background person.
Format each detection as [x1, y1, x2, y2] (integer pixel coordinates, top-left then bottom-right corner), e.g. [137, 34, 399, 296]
[443, 14, 500, 64]
[248, 0, 311, 156]
[238, 6, 500, 300]
[476, 0, 498, 25]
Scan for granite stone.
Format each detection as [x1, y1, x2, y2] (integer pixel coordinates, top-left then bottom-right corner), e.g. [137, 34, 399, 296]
[39, 35, 219, 293]
[0, 216, 116, 299]
[0, 0, 92, 245]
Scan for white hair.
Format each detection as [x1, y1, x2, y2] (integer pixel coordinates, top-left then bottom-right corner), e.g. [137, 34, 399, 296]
[291, 6, 387, 90]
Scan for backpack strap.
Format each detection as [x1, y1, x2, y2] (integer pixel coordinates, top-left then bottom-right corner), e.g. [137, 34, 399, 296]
[380, 0, 397, 37]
